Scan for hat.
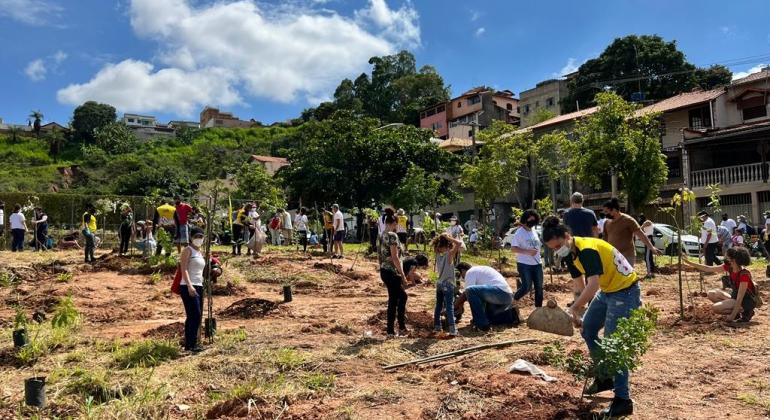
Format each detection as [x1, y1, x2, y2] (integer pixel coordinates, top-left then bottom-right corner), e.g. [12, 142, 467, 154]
[397, 208, 405, 215]
[190, 227, 205, 238]
[697, 210, 708, 217]
[449, 215, 458, 221]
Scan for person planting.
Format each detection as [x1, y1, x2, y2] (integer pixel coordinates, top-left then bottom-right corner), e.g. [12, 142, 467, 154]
[179, 228, 206, 353]
[431, 234, 463, 337]
[403, 254, 429, 284]
[542, 215, 640, 417]
[681, 247, 760, 322]
[510, 209, 544, 308]
[454, 263, 515, 332]
[119, 204, 134, 256]
[378, 208, 408, 337]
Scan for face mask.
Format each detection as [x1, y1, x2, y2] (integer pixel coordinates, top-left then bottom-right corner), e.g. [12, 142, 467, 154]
[525, 220, 537, 228]
[555, 243, 571, 258]
[192, 238, 204, 247]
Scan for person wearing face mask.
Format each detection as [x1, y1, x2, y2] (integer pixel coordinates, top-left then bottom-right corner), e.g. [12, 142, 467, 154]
[542, 215, 639, 418]
[179, 228, 206, 353]
[720, 213, 736, 235]
[510, 209, 544, 308]
[445, 216, 465, 264]
[602, 198, 660, 266]
[697, 210, 721, 266]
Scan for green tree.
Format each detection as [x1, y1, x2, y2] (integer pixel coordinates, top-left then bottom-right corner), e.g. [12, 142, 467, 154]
[174, 126, 200, 145]
[694, 64, 733, 90]
[535, 130, 571, 210]
[233, 162, 285, 212]
[390, 163, 456, 215]
[29, 111, 43, 137]
[563, 35, 723, 112]
[71, 101, 117, 144]
[93, 122, 139, 154]
[569, 92, 668, 212]
[44, 129, 65, 162]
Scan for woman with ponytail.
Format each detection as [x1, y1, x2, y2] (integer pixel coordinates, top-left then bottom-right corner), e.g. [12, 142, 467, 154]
[378, 208, 409, 337]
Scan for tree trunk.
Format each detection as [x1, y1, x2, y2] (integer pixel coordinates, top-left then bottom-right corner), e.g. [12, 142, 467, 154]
[549, 179, 558, 212]
[611, 171, 618, 198]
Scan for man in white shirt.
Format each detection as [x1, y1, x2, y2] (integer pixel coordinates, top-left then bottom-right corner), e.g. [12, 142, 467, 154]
[281, 209, 293, 246]
[9, 204, 27, 252]
[454, 263, 514, 331]
[720, 213, 737, 235]
[698, 210, 720, 266]
[332, 204, 345, 259]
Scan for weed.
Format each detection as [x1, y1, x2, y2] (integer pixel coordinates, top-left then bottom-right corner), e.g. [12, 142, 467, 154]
[113, 340, 180, 368]
[0, 271, 20, 288]
[302, 372, 335, 391]
[268, 348, 306, 372]
[148, 271, 162, 285]
[56, 272, 73, 283]
[541, 341, 565, 367]
[218, 328, 248, 350]
[61, 368, 132, 403]
[51, 295, 80, 329]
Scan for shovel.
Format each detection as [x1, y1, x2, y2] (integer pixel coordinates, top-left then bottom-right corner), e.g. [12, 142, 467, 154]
[526, 299, 574, 336]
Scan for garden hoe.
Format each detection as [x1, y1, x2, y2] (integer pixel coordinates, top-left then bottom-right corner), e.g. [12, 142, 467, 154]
[526, 299, 574, 336]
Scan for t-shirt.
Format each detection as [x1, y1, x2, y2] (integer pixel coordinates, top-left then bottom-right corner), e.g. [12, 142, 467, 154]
[732, 234, 745, 246]
[397, 215, 408, 233]
[378, 232, 401, 272]
[334, 210, 344, 232]
[82, 212, 97, 231]
[9, 212, 26, 230]
[700, 217, 719, 244]
[511, 226, 541, 265]
[464, 219, 478, 233]
[566, 237, 637, 293]
[641, 223, 654, 237]
[156, 204, 176, 227]
[435, 251, 455, 285]
[604, 213, 640, 262]
[563, 207, 598, 237]
[403, 257, 420, 275]
[282, 212, 293, 229]
[464, 266, 512, 294]
[597, 218, 607, 234]
[722, 264, 754, 292]
[234, 209, 249, 226]
[0, 209, 4, 226]
[446, 224, 464, 239]
[323, 212, 333, 229]
[294, 214, 308, 231]
[721, 218, 737, 234]
[175, 202, 192, 225]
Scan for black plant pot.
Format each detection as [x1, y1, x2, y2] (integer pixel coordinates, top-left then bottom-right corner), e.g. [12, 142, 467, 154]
[205, 317, 217, 338]
[765, 265, 770, 278]
[283, 285, 293, 303]
[13, 328, 28, 348]
[24, 376, 46, 408]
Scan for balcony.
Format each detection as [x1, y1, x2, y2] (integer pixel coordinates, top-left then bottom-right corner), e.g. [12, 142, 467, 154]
[691, 162, 764, 188]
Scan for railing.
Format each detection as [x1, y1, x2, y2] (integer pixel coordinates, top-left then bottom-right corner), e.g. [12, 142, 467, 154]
[691, 162, 765, 188]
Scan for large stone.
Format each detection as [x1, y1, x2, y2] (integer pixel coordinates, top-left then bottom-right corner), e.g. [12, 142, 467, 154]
[526, 299, 574, 336]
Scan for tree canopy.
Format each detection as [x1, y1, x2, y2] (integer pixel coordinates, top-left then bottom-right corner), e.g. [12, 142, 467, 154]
[233, 162, 285, 212]
[71, 101, 117, 144]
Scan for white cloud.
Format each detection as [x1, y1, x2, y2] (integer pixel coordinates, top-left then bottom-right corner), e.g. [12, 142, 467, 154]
[52, 50, 67, 64]
[25, 59, 47, 81]
[732, 64, 767, 80]
[475, 27, 485, 37]
[59, 0, 420, 116]
[0, 0, 62, 25]
[554, 57, 580, 77]
[57, 60, 242, 117]
[470, 10, 481, 22]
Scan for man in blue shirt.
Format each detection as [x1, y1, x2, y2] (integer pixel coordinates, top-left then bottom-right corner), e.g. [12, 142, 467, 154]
[563, 192, 599, 238]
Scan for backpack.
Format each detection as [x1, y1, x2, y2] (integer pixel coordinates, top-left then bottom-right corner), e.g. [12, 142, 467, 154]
[269, 217, 281, 230]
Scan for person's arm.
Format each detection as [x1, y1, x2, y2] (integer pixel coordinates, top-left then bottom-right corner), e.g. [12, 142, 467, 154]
[568, 275, 600, 326]
[634, 228, 662, 254]
[680, 257, 723, 273]
[152, 211, 159, 234]
[726, 282, 748, 322]
[180, 248, 198, 297]
[389, 243, 406, 286]
[173, 210, 180, 226]
[447, 234, 463, 259]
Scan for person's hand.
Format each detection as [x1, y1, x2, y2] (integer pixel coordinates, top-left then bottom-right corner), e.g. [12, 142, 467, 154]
[652, 248, 663, 256]
[187, 286, 198, 298]
[723, 314, 736, 323]
[529, 249, 540, 257]
[567, 308, 583, 328]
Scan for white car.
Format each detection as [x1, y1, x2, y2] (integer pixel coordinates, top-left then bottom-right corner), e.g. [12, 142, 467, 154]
[635, 223, 700, 257]
[501, 225, 542, 248]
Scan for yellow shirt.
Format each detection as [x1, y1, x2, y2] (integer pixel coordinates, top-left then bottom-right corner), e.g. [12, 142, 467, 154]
[323, 212, 333, 229]
[568, 237, 637, 293]
[82, 212, 97, 231]
[397, 215, 408, 232]
[156, 203, 176, 226]
[234, 209, 248, 226]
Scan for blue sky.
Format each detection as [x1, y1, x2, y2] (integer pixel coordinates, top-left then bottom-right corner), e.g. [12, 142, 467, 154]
[2, 0, 769, 126]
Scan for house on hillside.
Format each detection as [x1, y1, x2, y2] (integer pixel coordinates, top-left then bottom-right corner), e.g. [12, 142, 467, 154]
[419, 87, 520, 140]
[200, 107, 257, 129]
[518, 76, 575, 128]
[248, 155, 289, 176]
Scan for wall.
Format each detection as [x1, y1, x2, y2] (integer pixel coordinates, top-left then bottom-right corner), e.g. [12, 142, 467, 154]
[660, 108, 690, 150]
[519, 79, 567, 127]
[448, 94, 484, 120]
[419, 109, 448, 138]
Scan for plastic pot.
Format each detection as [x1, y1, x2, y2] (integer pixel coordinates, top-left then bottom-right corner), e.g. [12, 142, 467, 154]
[13, 328, 28, 348]
[283, 285, 293, 303]
[205, 317, 217, 338]
[24, 376, 46, 408]
[765, 265, 770, 278]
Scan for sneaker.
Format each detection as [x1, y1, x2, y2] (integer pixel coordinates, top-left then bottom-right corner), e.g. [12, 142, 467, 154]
[737, 310, 755, 323]
[599, 397, 633, 417]
[585, 377, 614, 395]
[397, 328, 410, 337]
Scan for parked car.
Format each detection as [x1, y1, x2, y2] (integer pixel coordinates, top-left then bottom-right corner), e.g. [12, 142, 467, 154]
[501, 225, 543, 248]
[634, 223, 699, 257]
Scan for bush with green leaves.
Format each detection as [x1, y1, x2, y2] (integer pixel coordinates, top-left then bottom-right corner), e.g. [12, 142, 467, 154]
[51, 296, 81, 329]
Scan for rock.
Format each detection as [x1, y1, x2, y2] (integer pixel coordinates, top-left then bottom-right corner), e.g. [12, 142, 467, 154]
[177, 404, 190, 411]
[526, 299, 574, 336]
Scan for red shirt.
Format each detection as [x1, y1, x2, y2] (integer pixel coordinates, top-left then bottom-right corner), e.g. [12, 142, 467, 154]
[723, 264, 754, 292]
[175, 203, 193, 225]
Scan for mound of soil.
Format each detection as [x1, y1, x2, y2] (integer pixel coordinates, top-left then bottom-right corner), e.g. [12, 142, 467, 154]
[142, 322, 185, 341]
[205, 396, 276, 419]
[220, 298, 280, 319]
[313, 262, 341, 273]
[340, 270, 370, 281]
[212, 282, 246, 296]
[543, 282, 572, 293]
[367, 310, 435, 337]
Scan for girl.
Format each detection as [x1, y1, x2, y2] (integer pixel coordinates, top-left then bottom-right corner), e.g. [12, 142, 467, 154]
[542, 216, 639, 418]
[431, 234, 462, 337]
[82, 204, 97, 263]
[179, 228, 206, 353]
[378, 208, 409, 337]
[732, 228, 745, 248]
[511, 209, 544, 308]
[682, 247, 759, 322]
[294, 207, 309, 253]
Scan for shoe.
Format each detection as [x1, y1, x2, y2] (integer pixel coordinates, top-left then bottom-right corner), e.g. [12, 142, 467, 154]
[190, 346, 204, 354]
[585, 377, 614, 395]
[397, 328, 410, 337]
[599, 397, 633, 417]
[737, 310, 755, 323]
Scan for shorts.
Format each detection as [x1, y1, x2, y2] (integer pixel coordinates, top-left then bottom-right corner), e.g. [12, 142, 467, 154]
[175, 224, 190, 244]
[334, 230, 345, 242]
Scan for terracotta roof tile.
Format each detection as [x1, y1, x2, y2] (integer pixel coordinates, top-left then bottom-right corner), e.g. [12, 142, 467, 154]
[731, 68, 770, 86]
[637, 89, 724, 115]
[524, 106, 599, 130]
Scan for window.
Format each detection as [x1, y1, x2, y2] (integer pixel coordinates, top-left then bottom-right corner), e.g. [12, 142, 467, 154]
[431, 122, 442, 130]
[516, 106, 520, 114]
[743, 105, 768, 120]
[666, 156, 681, 179]
[506, 103, 513, 110]
[127, 118, 135, 123]
[546, 97, 555, 107]
[457, 102, 462, 108]
[523, 104, 530, 114]
[467, 95, 481, 105]
[688, 106, 711, 129]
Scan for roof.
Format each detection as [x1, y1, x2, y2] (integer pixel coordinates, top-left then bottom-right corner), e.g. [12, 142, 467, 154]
[437, 137, 485, 150]
[525, 106, 599, 131]
[684, 119, 770, 144]
[637, 89, 724, 115]
[249, 155, 289, 164]
[731, 67, 770, 86]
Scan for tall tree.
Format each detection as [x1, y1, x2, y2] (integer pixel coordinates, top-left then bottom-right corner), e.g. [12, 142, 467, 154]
[563, 35, 727, 112]
[29, 111, 43, 137]
[233, 162, 286, 211]
[44, 129, 65, 162]
[569, 92, 668, 212]
[71, 101, 117, 144]
[694, 64, 733, 90]
[93, 122, 138, 154]
[390, 163, 457, 215]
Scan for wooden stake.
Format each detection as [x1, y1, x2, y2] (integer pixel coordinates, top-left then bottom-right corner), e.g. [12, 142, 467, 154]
[383, 339, 538, 370]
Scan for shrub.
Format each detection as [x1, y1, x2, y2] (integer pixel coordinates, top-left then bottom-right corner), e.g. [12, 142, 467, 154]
[113, 340, 180, 368]
[51, 296, 80, 329]
[302, 373, 335, 391]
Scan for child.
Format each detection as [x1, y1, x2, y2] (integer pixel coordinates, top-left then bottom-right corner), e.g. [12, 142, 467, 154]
[732, 228, 745, 248]
[431, 233, 463, 336]
[682, 247, 760, 322]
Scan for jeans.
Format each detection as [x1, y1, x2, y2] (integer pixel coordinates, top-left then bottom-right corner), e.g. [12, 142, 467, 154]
[119, 225, 131, 254]
[581, 282, 641, 400]
[704, 242, 720, 266]
[299, 230, 308, 252]
[11, 229, 25, 252]
[644, 235, 656, 275]
[180, 285, 204, 350]
[83, 230, 95, 262]
[514, 263, 544, 307]
[35, 225, 48, 251]
[434, 282, 457, 334]
[465, 285, 513, 329]
[380, 268, 407, 334]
